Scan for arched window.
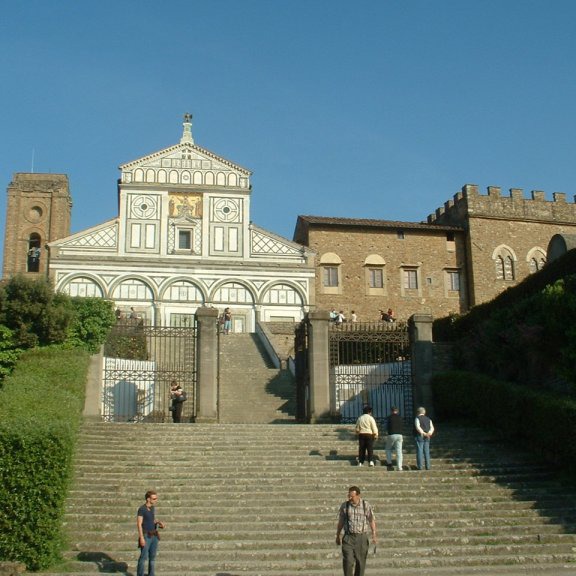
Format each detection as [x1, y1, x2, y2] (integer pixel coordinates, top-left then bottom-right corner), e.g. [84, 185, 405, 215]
[27, 233, 41, 273]
[213, 282, 254, 304]
[261, 284, 303, 305]
[494, 247, 516, 281]
[111, 279, 154, 301]
[527, 248, 546, 274]
[164, 280, 204, 303]
[61, 277, 103, 298]
[529, 257, 543, 274]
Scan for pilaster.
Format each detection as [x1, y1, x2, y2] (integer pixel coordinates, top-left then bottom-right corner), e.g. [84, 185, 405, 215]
[308, 310, 332, 422]
[195, 307, 219, 422]
[409, 314, 435, 418]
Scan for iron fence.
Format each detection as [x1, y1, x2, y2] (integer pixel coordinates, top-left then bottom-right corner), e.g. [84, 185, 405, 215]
[102, 320, 197, 422]
[330, 321, 413, 426]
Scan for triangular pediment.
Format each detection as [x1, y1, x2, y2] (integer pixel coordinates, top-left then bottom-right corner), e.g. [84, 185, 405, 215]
[49, 219, 118, 251]
[119, 141, 251, 189]
[250, 225, 312, 259]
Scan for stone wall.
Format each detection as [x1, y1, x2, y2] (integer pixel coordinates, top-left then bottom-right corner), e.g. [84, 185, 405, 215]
[303, 225, 468, 323]
[429, 184, 576, 306]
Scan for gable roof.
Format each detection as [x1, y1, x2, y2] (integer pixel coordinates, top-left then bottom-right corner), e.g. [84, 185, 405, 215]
[119, 141, 251, 176]
[118, 116, 252, 189]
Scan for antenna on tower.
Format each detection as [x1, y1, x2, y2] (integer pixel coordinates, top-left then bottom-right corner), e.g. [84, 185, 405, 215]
[31, 148, 35, 173]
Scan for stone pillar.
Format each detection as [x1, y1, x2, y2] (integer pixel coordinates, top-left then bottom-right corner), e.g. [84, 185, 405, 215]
[308, 310, 332, 423]
[409, 314, 435, 418]
[83, 347, 104, 421]
[195, 307, 219, 423]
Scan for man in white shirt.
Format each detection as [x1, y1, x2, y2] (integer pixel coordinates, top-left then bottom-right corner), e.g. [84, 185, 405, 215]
[355, 405, 379, 467]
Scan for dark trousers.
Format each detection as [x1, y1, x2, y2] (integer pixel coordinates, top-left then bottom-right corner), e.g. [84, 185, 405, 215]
[171, 402, 183, 423]
[358, 434, 374, 464]
[342, 533, 369, 576]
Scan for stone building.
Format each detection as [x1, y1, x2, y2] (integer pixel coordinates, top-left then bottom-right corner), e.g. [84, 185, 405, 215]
[2, 115, 315, 329]
[294, 184, 576, 323]
[293, 217, 467, 322]
[429, 184, 576, 306]
[2, 173, 72, 278]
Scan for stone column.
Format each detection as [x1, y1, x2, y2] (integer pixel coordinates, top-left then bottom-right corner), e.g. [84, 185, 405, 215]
[195, 307, 219, 423]
[308, 310, 332, 423]
[84, 347, 104, 421]
[409, 314, 435, 418]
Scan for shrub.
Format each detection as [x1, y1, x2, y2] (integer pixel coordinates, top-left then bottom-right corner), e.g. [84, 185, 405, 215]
[432, 370, 576, 472]
[0, 275, 74, 348]
[64, 297, 116, 353]
[0, 347, 90, 570]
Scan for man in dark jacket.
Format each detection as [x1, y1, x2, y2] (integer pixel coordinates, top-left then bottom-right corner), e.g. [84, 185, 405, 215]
[414, 406, 435, 470]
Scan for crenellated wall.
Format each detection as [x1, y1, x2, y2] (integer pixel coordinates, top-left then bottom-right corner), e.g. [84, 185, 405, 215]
[427, 184, 576, 306]
[428, 184, 576, 227]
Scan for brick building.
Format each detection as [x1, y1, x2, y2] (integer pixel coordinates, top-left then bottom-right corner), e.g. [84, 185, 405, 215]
[294, 184, 576, 323]
[293, 216, 467, 322]
[2, 174, 72, 278]
[429, 184, 576, 306]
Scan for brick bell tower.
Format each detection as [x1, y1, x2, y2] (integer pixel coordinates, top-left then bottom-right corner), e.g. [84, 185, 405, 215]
[2, 173, 72, 279]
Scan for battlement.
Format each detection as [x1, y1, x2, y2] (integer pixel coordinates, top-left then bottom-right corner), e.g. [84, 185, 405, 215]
[427, 184, 576, 226]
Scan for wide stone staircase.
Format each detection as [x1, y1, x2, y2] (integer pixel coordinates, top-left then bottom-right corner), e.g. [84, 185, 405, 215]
[34, 421, 576, 576]
[218, 333, 296, 423]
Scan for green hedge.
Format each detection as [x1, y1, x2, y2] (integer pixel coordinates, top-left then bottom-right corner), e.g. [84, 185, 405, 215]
[432, 370, 576, 472]
[0, 347, 90, 570]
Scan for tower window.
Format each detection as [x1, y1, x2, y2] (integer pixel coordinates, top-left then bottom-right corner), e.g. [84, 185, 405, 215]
[27, 234, 42, 273]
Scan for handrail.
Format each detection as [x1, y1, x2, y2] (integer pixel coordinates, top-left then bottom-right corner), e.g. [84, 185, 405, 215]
[255, 321, 283, 369]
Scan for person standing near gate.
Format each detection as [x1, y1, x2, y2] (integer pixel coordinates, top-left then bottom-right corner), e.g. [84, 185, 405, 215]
[385, 406, 404, 471]
[137, 490, 165, 576]
[335, 485, 377, 576]
[223, 307, 232, 334]
[355, 405, 378, 467]
[414, 406, 435, 470]
[169, 380, 187, 423]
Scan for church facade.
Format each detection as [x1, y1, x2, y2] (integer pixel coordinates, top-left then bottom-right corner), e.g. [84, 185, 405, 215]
[32, 115, 316, 330]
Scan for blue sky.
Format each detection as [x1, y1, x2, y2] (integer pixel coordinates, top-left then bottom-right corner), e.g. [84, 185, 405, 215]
[2, 0, 576, 248]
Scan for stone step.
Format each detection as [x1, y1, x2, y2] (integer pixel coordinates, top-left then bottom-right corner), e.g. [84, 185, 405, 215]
[65, 532, 576, 547]
[46, 551, 576, 575]
[27, 416, 576, 575]
[33, 565, 576, 576]
[217, 334, 296, 423]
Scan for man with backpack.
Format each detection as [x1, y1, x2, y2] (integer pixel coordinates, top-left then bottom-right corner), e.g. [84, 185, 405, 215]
[335, 485, 377, 576]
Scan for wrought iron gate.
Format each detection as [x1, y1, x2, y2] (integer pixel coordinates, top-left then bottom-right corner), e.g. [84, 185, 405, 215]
[102, 319, 197, 422]
[330, 322, 413, 426]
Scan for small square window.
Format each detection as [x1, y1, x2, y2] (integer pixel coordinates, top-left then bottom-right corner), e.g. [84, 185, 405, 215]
[404, 269, 418, 289]
[323, 266, 339, 287]
[369, 268, 384, 289]
[178, 230, 192, 250]
[447, 271, 460, 291]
